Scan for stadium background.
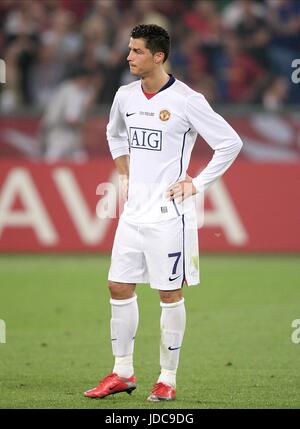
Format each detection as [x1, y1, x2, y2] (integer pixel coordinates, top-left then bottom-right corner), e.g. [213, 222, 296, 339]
[0, 0, 300, 409]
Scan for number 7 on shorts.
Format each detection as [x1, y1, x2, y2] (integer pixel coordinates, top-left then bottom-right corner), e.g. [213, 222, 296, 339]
[168, 252, 181, 276]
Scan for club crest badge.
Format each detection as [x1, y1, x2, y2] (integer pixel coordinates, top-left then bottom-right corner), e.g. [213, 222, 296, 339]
[159, 109, 171, 121]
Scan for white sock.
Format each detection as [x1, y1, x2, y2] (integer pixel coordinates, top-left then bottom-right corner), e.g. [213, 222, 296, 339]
[110, 295, 138, 378]
[113, 355, 133, 378]
[158, 298, 186, 388]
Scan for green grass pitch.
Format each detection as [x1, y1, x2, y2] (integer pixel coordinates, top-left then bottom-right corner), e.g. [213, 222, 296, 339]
[0, 254, 300, 409]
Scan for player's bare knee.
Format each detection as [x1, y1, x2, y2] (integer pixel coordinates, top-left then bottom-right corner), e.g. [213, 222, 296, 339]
[108, 281, 136, 300]
[159, 289, 183, 304]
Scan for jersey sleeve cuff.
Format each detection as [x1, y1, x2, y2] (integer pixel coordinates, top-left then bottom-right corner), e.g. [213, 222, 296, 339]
[192, 177, 205, 193]
[110, 146, 130, 160]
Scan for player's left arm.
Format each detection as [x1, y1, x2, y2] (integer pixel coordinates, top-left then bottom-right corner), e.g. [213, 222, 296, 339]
[167, 94, 243, 203]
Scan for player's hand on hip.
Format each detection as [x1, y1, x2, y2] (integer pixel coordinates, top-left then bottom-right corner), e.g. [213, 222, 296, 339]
[167, 174, 197, 203]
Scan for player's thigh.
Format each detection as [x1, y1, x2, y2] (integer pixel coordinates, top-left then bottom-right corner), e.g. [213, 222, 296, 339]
[144, 212, 199, 290]
[108, 217, 148, 284]
[143, 216, 186, 290]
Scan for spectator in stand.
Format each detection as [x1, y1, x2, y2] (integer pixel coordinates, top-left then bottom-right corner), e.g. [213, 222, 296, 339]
[184, 0, 222, 44]
[214, 32, 266, 103]
[29, 41, 67, 108]
[154, 0, 188, 22]
[221, 0, 266, 30]
[0, 0, 299, 110]
[81, 13, 112, 71]
[133, 0, 170, 32]
[170, 30, 216, 102]
[84, 0, 120, 47]
[2, 0, 44, 40]
[0, 41, 21, 112]
[41, 8, 83, 65]
[267, 0, 300, 102]
[171, 32, 205, 80]
[183, 0, 223, 70]
[113, 9, 142, 88]
[40, 66, 100, 162]
[59, 0, 91, 21]
[1, 0, 45, 105]
[234, 0, 271, 70]
[262, 76, 288, 111]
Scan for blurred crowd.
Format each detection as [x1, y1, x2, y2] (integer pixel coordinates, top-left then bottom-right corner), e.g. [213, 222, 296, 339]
[0, 0, 300, 113]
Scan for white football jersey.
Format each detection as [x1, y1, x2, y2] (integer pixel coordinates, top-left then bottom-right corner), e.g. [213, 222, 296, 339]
[107, 76, 243, 223]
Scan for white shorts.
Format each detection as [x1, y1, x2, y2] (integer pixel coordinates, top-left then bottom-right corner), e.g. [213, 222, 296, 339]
[108, 211, 200, 290]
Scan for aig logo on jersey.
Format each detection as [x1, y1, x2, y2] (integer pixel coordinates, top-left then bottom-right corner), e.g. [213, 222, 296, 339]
[130, 127, 162, 151]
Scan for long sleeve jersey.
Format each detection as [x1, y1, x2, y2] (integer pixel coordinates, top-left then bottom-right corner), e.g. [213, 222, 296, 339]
[107, 76, 243, 223]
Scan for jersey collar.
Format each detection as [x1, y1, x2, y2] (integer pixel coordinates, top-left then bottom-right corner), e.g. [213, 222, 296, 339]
[141, 74, 176, 99]
[158, 74, 176, 93]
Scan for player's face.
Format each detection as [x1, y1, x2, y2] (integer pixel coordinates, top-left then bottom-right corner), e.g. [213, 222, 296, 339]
[127, 37, 160, 77]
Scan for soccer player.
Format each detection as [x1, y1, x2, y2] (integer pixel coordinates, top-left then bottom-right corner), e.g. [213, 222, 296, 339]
[84, 24, 242, 401]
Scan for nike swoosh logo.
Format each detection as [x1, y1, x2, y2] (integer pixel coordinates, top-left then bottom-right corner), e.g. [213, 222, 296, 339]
[168, 346, 181, 351]
[169, 275, 180, 282]
[112, 337, 134, 342]
[126, 112, 136, 117]
[109, 380, 134, 390]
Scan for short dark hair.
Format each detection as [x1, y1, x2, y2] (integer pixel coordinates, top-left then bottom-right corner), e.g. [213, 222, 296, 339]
[130, 24, 170, 63]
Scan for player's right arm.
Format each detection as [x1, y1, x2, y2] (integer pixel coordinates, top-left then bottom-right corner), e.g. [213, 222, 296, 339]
[106, 90, 130, 200]
[114, 155, 129, 200]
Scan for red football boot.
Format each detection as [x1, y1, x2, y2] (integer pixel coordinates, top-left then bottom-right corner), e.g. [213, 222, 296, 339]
[147, 382, 176, 401]
[84, 373, 136, 399]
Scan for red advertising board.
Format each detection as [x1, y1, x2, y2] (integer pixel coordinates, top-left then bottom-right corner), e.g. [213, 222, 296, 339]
[1, 114, 300, 161]
[0, 160, 299, 252]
